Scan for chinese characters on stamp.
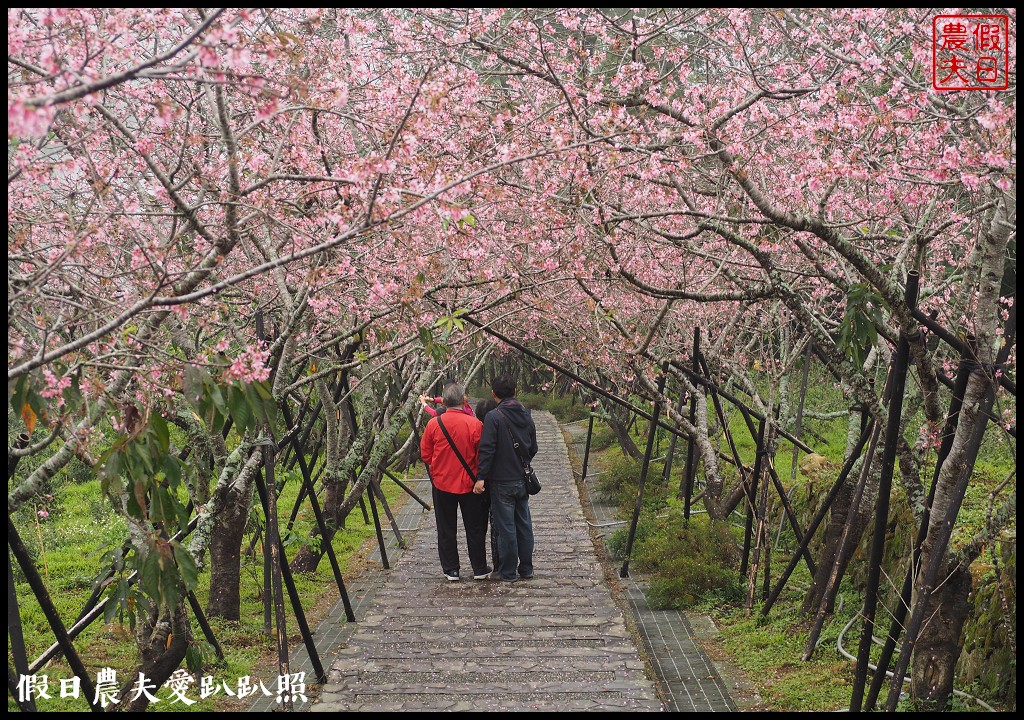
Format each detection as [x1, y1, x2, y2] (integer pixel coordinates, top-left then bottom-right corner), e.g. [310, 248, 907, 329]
[932, 14, 1009, 91]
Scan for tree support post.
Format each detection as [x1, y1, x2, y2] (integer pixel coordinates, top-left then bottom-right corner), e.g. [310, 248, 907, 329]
[883, 374, 995, 711]
[740, 419, 765, 579]
[260, 433, 292, 709]
[263, 508, 273, 637]
[761, 423, 872, 618]
[682, 327, 701, 519]
[661, 395, 686, 486]
[9, 664, 35, 712]
[6, 433, 35, 712]
[850, 270, 918, 712]
[366, 484, 390, 570]
[370, 473, 406, 549]
[620, 364, 668, 578]
[8, 549, 34, 712]
[777, 342, 812, 549]
[580, 413, 595, 482]
[8, 517, 101, 712]
[763, 461, 816, 577]
[281, 402, 356, 622]
[383, 468, 431, 511]
[803, 414, 884, 660]
[254, 464, 327, 684]
[186, 590, 225, 661]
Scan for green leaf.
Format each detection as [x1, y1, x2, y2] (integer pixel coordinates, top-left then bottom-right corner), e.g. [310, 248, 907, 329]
[10, 374, 30, 416]
[183, 365, 207, 408]
[151, 486, 171, 524]
[174, 499, 191, 535]
[428, 341, 451, 363]
[162, 454, 182, 489]
[173, 545, 199, 592]
[126, 480, 144, 519]
[140, 552, 160, 601]
[244, 382, 274, 428]
[129, 441, 156, 479]
[252, 380, 274, 401]
[27, 388, 47, 417]
[62, 375, 83, 412]
[228, 385, 254, 433]
[185, 645, 203, 675]
[103, 583, 121, 625]
[151, 415, 170, 455]
[207, 380, 226, 414]
[158, 561, 181, 609]
[99, 451, 122, 495]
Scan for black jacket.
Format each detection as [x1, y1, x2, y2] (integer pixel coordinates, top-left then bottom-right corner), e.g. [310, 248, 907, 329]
[477, 398, 538, 485]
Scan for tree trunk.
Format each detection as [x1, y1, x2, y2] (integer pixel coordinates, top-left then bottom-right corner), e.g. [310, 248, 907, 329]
[290, 471, 343, 573]
[115, 600, 192, 712]
[801, 480, 854, 614]
[607, 409, 642, 459]
[290, 374, 353, 573]
[206, 477, 253, 619]
[909, 562, 972, 710]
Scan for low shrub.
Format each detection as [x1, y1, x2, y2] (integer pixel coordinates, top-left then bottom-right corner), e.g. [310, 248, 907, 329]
[605, 514, 655, 561]
[518, 392, 590, 423]
[594, 452, 668, 512]
[632, 513, 743, 610]
[588, 424, 617, 451]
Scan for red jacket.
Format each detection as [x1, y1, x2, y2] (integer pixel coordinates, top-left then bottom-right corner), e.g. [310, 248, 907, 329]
[420, 409, 483, 494]
[422, 396, 474, 418]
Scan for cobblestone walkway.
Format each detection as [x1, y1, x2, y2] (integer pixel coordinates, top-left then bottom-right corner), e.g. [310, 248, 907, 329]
[307, 411, 664, 712]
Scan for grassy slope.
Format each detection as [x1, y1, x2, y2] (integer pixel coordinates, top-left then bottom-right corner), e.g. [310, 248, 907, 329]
[9, 464, 409, 712]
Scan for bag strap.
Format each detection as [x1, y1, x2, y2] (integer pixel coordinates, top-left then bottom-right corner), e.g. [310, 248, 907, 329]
[436, 415, 477, 483]
[494, 408, 530, 467]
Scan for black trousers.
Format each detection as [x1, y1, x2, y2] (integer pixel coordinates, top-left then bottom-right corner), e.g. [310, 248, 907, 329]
[432, 486, 489, 576]
[482, 490, 500, 569]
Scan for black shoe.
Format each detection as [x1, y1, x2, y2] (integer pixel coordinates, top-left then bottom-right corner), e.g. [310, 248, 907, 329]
[473, 566, 493, 580]
[443, 571, 460, 582]
[519, 573, 534, 580]
[487, 572, 519, 582]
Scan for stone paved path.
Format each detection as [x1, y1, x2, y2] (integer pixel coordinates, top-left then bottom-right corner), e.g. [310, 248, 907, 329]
[308, 411, 665, 712]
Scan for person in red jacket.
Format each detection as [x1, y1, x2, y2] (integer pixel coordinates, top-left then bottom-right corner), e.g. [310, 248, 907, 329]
[419, 382, 490, 581]
[419, 392, 473, 418]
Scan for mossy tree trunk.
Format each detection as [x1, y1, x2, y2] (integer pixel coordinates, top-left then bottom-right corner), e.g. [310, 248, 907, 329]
[115, 599, 192, 713]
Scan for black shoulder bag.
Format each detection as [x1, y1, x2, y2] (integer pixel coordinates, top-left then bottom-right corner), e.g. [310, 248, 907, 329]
[436, 415, 477, 485]
[494, 409, 541, 495]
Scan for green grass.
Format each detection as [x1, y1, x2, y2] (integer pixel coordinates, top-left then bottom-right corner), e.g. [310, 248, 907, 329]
[9, 463, 410, 712]
[710, 586, 859, 712]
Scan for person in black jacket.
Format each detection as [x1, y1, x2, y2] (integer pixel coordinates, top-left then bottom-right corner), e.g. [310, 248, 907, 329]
[474, 397, 500, 571]
[473, 375, 537, 581]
